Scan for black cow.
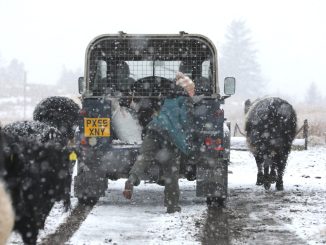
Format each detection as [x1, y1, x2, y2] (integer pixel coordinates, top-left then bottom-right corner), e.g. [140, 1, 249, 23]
[1, 96, 80, 244]
[0, 129, 15, 245]
[3, 121, 71, 244]
[244, 97, 297, 190]
[33, 96, 80, 141]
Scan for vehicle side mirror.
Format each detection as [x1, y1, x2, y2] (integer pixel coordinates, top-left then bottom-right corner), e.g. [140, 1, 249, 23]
[78, 77, 85, 94]
[224, 77, 236, 95]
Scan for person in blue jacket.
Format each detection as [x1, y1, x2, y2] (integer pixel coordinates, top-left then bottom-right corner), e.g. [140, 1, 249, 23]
[123, 72, 195, 213]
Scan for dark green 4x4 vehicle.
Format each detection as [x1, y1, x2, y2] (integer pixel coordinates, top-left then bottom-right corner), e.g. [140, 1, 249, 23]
[75, 32, 236, 206]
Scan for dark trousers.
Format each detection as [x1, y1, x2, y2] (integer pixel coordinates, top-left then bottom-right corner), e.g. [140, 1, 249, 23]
[129, 131, 180, 207]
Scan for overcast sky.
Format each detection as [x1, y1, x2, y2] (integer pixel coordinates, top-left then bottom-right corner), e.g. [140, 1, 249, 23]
[0, 0, 325, 100]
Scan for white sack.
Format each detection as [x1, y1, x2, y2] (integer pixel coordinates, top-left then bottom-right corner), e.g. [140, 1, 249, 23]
[111, 99, 142, 144]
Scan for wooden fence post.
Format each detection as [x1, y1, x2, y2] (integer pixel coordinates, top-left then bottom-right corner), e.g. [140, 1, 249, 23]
[303, 119, 308, 150]
[233, 123, 246, 137]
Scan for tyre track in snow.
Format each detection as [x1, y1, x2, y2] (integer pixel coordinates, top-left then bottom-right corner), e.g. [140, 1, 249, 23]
[201, 206, 230, 245]
[228, 189, 308, 245]
[199, 188, 309, 245]
[40, 202, 95, 245]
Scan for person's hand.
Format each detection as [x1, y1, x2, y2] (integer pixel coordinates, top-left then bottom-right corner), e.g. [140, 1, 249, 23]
[176, 72, 195, 97]
[176, 72, 185, 80]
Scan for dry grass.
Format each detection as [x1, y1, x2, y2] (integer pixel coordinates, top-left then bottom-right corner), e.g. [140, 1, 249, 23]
[295, 104, 326, 145]
[295, 104, 326, 136]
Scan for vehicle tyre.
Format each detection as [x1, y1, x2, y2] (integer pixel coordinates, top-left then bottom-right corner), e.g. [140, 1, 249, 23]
[78, 196, 99, 206]
[185, 164, 196, 181]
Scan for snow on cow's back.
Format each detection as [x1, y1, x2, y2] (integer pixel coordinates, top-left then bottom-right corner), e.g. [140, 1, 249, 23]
[3, 120, 65, 145]
[33, 96, 80, 140]
[246, 97, 297, 135]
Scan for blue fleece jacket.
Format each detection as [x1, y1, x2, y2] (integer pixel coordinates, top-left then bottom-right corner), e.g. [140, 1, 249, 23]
[147, 96, 194, 155]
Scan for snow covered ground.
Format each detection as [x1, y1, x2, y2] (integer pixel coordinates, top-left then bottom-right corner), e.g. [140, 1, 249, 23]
[7, 146, 326, 244]
[227, 146, 326, 244]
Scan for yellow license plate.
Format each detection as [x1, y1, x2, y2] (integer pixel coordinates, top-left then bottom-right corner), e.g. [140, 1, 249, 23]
[84, 118, 110, 137]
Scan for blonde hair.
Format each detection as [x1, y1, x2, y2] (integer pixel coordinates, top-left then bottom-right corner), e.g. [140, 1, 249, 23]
[175, 72, 195, 96]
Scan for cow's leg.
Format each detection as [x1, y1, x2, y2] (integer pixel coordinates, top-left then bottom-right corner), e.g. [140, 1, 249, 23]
[18, 221, 38, 245]
[275, 153, 288, 191]
[254, 155, 264, 185]
[263, 158, 271, 190]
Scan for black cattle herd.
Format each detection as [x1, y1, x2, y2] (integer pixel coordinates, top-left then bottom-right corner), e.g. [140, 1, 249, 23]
[0, 96, 297, 244]
[0, 96, 80, 244]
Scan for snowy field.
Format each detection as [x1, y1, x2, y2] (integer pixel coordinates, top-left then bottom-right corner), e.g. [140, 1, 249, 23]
[8, 146, 326, 244]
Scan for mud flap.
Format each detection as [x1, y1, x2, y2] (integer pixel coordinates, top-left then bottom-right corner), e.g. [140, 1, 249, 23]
[196, 159, 228, 198]
[74, 171, 107, 199]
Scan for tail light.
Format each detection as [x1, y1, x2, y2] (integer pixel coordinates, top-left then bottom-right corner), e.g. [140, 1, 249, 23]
[79, 109, 87, 116]
[204, 137, 213, 146]
[80, 137, 87, 145]
[204, 137, 224, 151]
[214, 146, 225, 151]
[215, 108, 224, 117]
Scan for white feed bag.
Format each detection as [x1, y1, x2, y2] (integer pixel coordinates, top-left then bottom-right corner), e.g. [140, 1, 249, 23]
[111, 99, 142, 144]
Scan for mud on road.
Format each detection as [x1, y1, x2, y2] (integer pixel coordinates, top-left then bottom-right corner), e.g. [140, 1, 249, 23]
[40, 203, 95, 245]
[39, 147, 326, 245]
[39, 185, 325, 245]
[8, 148, 325, 244]
[199, 187, 326, 245]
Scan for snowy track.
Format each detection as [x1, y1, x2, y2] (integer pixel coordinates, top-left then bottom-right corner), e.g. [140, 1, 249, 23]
[40, 203, 95, 245]
[8, 147, 326, 244]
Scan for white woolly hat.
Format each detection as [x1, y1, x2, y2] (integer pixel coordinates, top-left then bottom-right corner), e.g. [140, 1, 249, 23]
[175, 72, 195, 89]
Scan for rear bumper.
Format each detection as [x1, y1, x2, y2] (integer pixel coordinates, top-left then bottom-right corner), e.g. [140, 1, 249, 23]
[75, 144, 228, 199]
[74, 144, 140, 199]
[74, 171, 107, 199]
